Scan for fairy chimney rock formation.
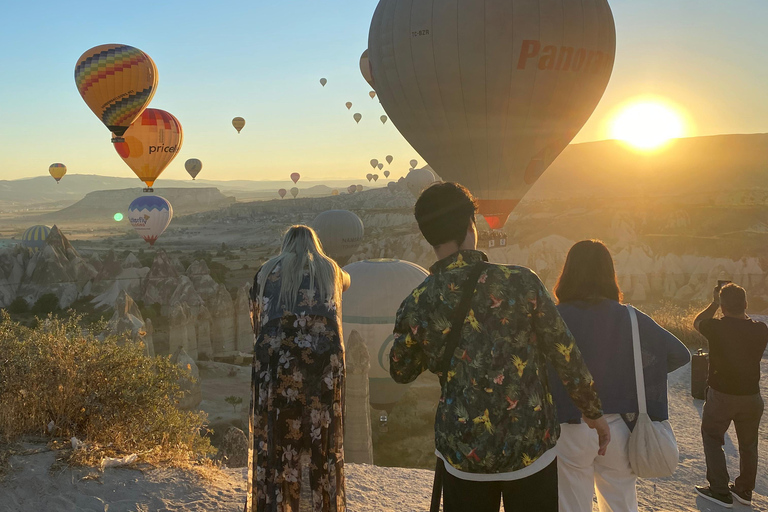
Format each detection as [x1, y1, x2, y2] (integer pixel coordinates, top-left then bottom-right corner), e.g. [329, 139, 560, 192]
[234, 284, 253, 353]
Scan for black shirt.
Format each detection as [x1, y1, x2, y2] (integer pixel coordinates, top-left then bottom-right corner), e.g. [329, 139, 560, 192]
[699, 317, 768, 396]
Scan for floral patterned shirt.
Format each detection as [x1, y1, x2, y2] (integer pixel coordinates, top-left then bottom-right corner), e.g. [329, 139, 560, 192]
[390, 250, 602, 475]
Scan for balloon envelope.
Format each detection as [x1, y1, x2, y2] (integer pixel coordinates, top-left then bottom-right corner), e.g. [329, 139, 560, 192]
[386, 155, 393, 165]
[74, 44, 157, 138]
[356, 184, 364, 192]
[410, 159, 418, 168]
[185, 158, 202, 179]
[320, 78, 328, 87]
[405, 167, 437, 198]
[360, 49, 375, 88]
[370, 159, 378, 169]
[353, 113, 362, 123]
[380, 115, 388, 124]
[49, 163, 66, 183]
[290, 187, 299, 198]
[331, 189, 339, 196]
[369, 0, 616, 229]
[372, 174, 379, 182]
[311, 210, 364, 266]
[278, 188, 287, 198]
[347, 185, 357, 194]
[232, 117, 245, 133]
[113, 108, 183, 189]
[128, 195, 173, 246]
[366, 173, 373, 182]
[290, 172, 300, 184]
[342, 259, 429, 409]
[383, 170, 390, 178]
[377, 163, 383, 170]
[346, 102, 353, 110]
[21, 225, 51, 252]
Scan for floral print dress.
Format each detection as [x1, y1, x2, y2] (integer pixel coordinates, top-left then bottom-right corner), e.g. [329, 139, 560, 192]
[246, 265, 345, 512]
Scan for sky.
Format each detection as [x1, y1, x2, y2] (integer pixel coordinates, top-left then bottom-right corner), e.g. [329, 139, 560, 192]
[1, 0, 767, 183]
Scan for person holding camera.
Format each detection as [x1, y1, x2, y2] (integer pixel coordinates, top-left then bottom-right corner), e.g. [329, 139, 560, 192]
[693, 282, 767, 508]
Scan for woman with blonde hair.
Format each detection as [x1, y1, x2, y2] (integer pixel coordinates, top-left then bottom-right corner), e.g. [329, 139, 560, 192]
[246, 225, 350, 512]
[550, 240, 690, 512]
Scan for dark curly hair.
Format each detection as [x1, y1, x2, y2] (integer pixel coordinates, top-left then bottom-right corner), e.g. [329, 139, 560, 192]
[414, 182, 478, 247]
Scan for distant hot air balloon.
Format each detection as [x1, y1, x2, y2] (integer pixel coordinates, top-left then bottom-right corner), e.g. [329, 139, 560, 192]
[353, 113, 362, 124]
[290, 187, 299, 198]
[377, 163, 383, 170]
[369, 0, 616, 229]
[369, 91, 376, 99]
[346, 102, 353, 110]
[74, 44, 157, 141]
[342, 259, 429, 410]
[347, 185, 356, 194]
[409, 159, 418, 169]
[331, 189, 339, 196]
[127, 195, 173, 246]
[290, 172, 300, 184]
[360, 49, 375, 88]
[370, 159, 378, 169]
[372, 174, 379, 182]
[383, 170, 390, 178]
[356, 184, 363, 193]
[387, 181, 398, 193]
[311, 210, 364, 266]
[380, 115, 388, 124]
[49, 163, 67, 183]
[185, 158, 202, 180]
[320, 78, 328, 87]
[405, 167, 438, 198]
[232, 117, 245, 133]
[386, 155, 393, 165]
[21, 225, 51, 252]
[113, 108, 183, 191]
[278, 188, 287, 199]
[366, 173, 373, 182]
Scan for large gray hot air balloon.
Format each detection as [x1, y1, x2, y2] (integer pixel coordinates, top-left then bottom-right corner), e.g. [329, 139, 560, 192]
[342, 259, 428, 410]
[368, 0, 616, 229]
[311, 210, 364, 266]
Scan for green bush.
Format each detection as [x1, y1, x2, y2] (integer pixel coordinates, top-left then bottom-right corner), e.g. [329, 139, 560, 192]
[0, 313, 213, 467]
[6, 297, 29, 315]
[31, 293, 60, 316]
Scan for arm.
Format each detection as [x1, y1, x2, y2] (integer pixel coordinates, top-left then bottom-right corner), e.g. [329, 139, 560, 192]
[389, 294, 428, 384]
[693, 286, 720, 333]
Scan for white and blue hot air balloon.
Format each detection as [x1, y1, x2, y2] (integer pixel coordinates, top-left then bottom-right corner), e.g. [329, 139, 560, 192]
[127, 195, 173, 246]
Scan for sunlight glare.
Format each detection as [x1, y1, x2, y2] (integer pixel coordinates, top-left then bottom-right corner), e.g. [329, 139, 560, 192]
[610, 101, 685, 150]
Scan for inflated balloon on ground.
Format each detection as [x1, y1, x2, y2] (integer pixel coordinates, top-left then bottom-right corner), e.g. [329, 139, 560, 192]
[49, 163, 66, 183]
[311, 210, 364, 266]
[128, 195, 173, 246]
[405, 167, 437, 198]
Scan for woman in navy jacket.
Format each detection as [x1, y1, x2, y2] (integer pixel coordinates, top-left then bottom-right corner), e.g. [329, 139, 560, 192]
[549, 240, 691, 512]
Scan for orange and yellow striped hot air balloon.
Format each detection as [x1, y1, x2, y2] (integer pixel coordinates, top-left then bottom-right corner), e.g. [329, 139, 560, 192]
[48, 163, 67, 183]
[74, 44, 158, 142]
[113, 108, 183, 191]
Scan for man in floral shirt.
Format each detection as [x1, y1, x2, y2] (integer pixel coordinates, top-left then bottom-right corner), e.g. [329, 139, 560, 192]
[390, 183, 610, 512]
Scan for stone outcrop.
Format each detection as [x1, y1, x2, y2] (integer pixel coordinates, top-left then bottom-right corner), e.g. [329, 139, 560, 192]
[104, 290, 154, 357]
[234, 284, 253, 354]
[209, 285, 236, 357]
[217, 427, 248, 468]
[171, 347, 202, 410]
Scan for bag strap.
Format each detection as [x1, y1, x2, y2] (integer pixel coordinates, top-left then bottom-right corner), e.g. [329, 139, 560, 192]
[627, 305, 648, 415]
[439, 262, 486, 386]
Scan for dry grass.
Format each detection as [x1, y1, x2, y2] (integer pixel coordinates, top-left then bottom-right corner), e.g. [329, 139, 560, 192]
[0, 312, 215, 469]
[642, 301, 708, 350]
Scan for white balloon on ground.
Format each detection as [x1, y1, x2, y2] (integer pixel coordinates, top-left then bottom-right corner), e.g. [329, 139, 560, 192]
[311, 210, 364, 267]
[404, 166, 438, 198]
[342, 259, 428, 410]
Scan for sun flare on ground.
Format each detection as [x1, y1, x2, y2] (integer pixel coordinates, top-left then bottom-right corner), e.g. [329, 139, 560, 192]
[609, 100, 686, 150]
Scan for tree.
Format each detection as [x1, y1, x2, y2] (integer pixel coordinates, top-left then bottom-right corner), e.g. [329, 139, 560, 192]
[32, 294, 60, 316]
[7, 297, 29, 314]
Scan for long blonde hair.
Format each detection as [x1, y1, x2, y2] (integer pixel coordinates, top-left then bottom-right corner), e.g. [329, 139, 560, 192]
[258, 225, 342, 311]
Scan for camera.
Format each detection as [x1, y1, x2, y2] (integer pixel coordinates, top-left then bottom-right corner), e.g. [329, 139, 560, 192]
[717, 280, 732, 289]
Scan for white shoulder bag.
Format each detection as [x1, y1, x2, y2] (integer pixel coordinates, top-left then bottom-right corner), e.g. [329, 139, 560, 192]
[626, 305, 679, 478]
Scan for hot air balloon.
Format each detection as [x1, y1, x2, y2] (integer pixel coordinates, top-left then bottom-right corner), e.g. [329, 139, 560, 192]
[74, 44, 157, 141]
[311, 210, 364, 266]
[49, 163, 66, 183]
[331, 189, 339, 196]
[369, 0, 616, 229]
[320, 78, 328, 87]
[370, 159, 378, 169]
[290, 187, 299, 198]
[405, 167, 438, 198]
[232, 117, 245, 133]
[127, 195, 172, 246]
[290, 172, 300, 184]
[366, 173, 373, 182]
[113, 108, 183, 191]
[342, 259, 428, 410]
[21, 225, 51, 252]
[346, 102, 353, 110]
[278, 188, 287, 199]
[360, 49, 375, 88]
[185, 158, 202, 180]
[383, 170, 390, 178]
[356, 184, 364, 193]
[372, 174, 379, 182]
[347, 185, 357, 194]
[410, 159, 418, 169]
[377, 163, 383, 170]
[386, 155, 393, 165]
[387, 181, 398, 193]
[380, 115, 388, 124]
[353, 113, 362, 124]
[369, 91, 377, 100]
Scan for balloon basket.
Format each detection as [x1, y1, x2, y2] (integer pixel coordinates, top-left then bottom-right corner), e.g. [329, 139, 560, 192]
[111, 136, 125, 144]
[143, 188, 154, 193]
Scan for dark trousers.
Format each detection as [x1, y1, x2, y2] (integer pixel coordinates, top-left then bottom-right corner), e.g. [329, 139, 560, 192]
[701, 387, 764, 495]
[441, 459, 558, 512]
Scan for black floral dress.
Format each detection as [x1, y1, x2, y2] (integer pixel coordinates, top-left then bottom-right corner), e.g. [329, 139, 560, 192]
[246, 265, 345, 512]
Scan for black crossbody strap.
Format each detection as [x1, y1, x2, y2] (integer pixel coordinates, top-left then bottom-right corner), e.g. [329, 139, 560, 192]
[438, 262, 486, 386]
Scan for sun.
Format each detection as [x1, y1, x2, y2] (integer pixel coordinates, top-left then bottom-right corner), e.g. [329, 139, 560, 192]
[610, 100, 686, 150]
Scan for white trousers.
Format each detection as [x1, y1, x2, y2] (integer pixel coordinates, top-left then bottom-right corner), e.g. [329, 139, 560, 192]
[557, 414, 638, 512]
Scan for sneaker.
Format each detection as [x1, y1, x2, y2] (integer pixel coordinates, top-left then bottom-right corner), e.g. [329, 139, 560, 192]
[729, 484, 752, 506]
[695, 486, 733, 508]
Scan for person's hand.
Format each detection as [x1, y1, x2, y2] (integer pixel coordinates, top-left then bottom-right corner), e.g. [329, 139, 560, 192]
[712, 286, 721, 305]
[583, 415, 611, 456]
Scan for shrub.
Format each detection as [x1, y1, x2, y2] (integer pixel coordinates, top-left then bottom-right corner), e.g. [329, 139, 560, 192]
[31, 293, 60, 316]
[6, 297, 29, 315]
[643, 302, 707, 350]
[0, 313, 214, 467]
